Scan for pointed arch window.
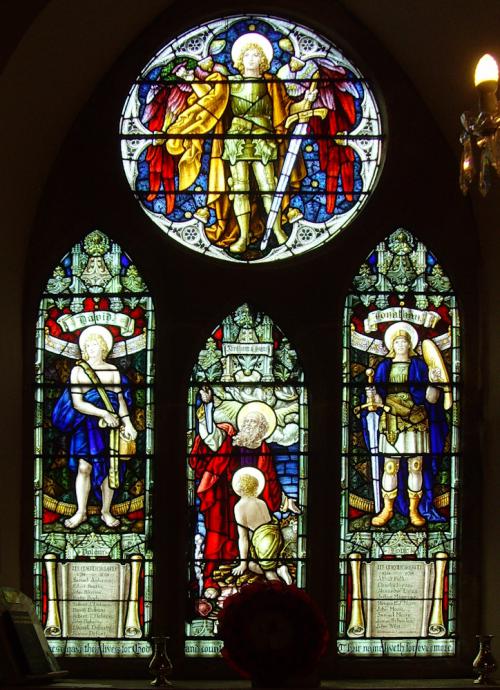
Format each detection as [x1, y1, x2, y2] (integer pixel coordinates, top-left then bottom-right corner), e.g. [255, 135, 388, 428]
[33, 230, 154, 658]
[186, 304, 308, 656]
[338, 228, 460, 657]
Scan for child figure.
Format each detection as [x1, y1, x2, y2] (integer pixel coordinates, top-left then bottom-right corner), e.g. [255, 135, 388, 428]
[231, 467, 292, 584]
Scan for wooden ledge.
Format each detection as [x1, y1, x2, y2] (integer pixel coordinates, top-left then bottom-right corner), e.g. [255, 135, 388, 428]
[1, 678, 497, 690]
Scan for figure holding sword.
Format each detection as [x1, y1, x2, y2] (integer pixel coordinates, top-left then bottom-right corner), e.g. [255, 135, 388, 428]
[219, 37, 319, 253]
[261, 94, 327, 250]
[166, 33, 313, 254]
[160, 31, 360, 256]
[354, 367, 389, 516]
[360, 323, 450, 528]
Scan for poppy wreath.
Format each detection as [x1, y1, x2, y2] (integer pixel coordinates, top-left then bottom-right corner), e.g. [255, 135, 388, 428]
[219, 581, 329, 686]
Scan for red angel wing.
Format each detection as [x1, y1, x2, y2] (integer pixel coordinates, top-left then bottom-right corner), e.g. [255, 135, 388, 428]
[309, 61, 359, 214]
[141, 76, 193, 212]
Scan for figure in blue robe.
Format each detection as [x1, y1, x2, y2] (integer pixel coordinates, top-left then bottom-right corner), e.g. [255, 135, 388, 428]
[52, 379, 132, 502]
[361, 330, 449, 527]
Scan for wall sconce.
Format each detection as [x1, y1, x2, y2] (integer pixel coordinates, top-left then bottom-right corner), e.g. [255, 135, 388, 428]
[460, 53, 500, 195]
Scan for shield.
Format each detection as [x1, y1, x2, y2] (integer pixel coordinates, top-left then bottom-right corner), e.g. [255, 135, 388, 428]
[422, 339, 452, 410]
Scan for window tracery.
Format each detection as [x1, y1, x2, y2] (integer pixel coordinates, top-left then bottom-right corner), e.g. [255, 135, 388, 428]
[121, 14, 383, 263]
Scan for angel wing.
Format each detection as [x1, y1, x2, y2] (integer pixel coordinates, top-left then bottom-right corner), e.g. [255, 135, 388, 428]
[140, 59, 226, 215]
[140, 61, 195, 213]
[308, 60, 360, 214]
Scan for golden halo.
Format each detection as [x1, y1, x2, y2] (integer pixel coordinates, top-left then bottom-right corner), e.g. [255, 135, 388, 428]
[232, 467, 266, 498]
[231, 33, 273, 68]
[384, 321, 418, 351]
[79, 325, 114, 356]
[236, 401, 277, 439]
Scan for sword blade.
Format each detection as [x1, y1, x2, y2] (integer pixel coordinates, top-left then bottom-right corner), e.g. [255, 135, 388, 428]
[366, 411, 381, 514]
[261, 122, 308, 250]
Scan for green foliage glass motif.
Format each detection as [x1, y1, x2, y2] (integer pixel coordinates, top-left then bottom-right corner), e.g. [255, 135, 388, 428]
[186, 304, 307, 656]
[34, 230, 154, 658]
[338, 228, 459, 657]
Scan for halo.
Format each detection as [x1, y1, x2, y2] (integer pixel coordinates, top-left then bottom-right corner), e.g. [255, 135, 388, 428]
[232, 467, 266, 498]
[79, 325, 114, 356]
[237, 401, 277, 439]
[231, 33, 273, 68]
[384, 321, 418, 351]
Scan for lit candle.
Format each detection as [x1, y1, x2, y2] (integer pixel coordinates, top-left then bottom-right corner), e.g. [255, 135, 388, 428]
[474, 54, 498, 114]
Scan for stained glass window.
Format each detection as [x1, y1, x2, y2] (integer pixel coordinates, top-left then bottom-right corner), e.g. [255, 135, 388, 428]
[34, 230, 154, 658]
[121, 14, 383, 263]
[338, 228, 459, 657]
[186, 304, 307, 656]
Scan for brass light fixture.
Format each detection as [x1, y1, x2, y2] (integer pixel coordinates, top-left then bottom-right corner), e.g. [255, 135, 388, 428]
[460, 53, 500, 195]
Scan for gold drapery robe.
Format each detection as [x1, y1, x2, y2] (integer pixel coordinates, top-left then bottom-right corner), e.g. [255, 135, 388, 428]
[166, 72, 306, 247]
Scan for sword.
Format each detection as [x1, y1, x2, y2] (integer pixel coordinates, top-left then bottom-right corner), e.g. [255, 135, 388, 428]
[354, 368, 389, 514]
[366, 409, 381, 514]
[260, 105, 328, 250]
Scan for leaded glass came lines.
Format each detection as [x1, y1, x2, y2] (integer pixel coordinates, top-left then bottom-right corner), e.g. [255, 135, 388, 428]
[34, 230, 154, 659]
[120, 14, 383, 263]
[186, 304, 308, 657]
[338, 228, 460, 658]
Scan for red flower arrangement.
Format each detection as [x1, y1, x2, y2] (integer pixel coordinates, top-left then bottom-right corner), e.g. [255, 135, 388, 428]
[219, 582, 329, 688]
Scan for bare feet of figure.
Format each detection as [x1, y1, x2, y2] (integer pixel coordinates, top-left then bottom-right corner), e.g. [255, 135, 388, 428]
[64, 511, 87, 529]
[101, 511, 120, 528]
[277, 564, 292, 584]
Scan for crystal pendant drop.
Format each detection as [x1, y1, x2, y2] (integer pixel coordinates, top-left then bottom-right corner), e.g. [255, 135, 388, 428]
[479, 148, 491, 196]
[459, 133, 474, 195]
[493, 128, 500, 173]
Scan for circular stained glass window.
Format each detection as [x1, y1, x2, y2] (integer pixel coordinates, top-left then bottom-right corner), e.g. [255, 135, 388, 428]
[121, 14, 384, 263]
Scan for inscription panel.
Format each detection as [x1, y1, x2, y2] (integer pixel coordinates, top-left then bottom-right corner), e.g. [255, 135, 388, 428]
[363, 561, 434, 638]
[66, 602, 119, 638]
[58, 562, 129, 639]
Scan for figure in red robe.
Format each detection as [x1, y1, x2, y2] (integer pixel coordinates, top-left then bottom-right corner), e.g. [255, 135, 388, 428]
[189, 386, 299, 597]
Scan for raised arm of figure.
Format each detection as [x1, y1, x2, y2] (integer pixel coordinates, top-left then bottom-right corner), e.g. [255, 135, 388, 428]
[197, 385, 227, 451]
